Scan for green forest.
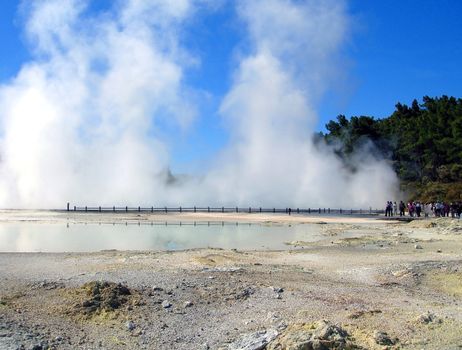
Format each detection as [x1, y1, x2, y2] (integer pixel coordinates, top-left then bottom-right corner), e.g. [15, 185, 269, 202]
[320, 96, 462, 202]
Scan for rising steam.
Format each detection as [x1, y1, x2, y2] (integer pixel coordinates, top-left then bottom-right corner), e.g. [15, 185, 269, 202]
[0, 0, 398, 209]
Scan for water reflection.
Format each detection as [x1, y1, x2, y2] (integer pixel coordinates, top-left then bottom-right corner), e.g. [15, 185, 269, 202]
[0, 221, 323, 252]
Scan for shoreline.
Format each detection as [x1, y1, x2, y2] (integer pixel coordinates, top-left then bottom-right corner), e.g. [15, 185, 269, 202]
[0, 209, 396, 225]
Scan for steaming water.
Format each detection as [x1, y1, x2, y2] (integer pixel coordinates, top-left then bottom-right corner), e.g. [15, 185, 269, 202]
[0, 222, 325, 253]
[0, 0, 398, 209]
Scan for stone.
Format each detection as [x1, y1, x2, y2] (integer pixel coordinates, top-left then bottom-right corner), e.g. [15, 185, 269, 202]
[183, 301, 193, 308]
[373, 330, 395, 345]
[267, 320, 353, 350]
[228, 329, 278, 350]
[126, 321, 136, 331]
[76, 281, 132, 315]
[266, 312, 281, 322]
[312, 320, 349, 349]
[152, 286, 163, 292]
[315, 320, 348, 340]
[414, 244, 423, 249]
[417, 311, 436, 324]
[162, 300, 172, 308]
[235, 287, 255, 300]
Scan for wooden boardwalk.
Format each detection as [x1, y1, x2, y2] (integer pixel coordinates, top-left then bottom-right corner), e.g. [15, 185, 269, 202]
[65, 204, 385, 216]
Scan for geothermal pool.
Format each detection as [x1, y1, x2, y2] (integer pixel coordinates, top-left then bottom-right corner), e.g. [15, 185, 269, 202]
[0, 221, 326, 252]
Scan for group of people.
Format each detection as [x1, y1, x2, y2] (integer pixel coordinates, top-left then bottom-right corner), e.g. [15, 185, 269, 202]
[385, 200, 462, 218]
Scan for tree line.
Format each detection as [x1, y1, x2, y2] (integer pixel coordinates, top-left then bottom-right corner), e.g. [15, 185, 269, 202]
[319, 96, 462, 202]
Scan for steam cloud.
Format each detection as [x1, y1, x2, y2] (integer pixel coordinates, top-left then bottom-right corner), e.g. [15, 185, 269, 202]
[0, 0, 398, 209]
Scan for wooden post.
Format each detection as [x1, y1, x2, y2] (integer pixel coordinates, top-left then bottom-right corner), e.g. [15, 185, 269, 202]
[74, 206, 76, 211]
[67, 202, 69, 211]
[340, 208, 342, 214]
[297, 208, 299, 214]
[318, 208, 321, 214]
[85, 206, 87, 212]
[249, 207, 251, 213]
[138, 206, 141, 212]
[126, 206, 128, 212]
[99, 206, 101, 212]
[260, 207, 262, 213]
[236, 207, 238, 213]
[273, 208, 275, 213]
[113, 206, 115, 212]
[328, 208, 330, 214]
[165, 206, 167, 213]
[308, 208, 311, 214]
[180, 206, 182, 213]
[208, 206, 210, 213]
[222, 207, 224, 213]
[151, 206, 153, 213]
[194, 206, 196, 213]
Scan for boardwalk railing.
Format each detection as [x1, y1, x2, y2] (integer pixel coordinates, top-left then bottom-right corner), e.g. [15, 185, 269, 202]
[65, 203, 385, 215]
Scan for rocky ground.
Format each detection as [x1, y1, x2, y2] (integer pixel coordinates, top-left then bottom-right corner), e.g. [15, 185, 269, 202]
[1, 213, 462, 349]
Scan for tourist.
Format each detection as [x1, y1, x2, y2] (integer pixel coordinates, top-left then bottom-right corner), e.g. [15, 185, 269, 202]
[399, 201, 405, 216]
[424, 203, 432, 218]
[444, 202, 450, 217]
[408, 202, 415, 217]
[435, 202, 441, 217]
[415, 202, 422, 217]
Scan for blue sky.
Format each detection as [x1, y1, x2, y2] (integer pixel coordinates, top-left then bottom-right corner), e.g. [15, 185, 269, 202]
[335, 0, 462, 120]
[1, 0, 462, 171]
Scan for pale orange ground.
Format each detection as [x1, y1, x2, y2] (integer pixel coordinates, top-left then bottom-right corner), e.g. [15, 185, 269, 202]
[0, 209, 393, 225]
